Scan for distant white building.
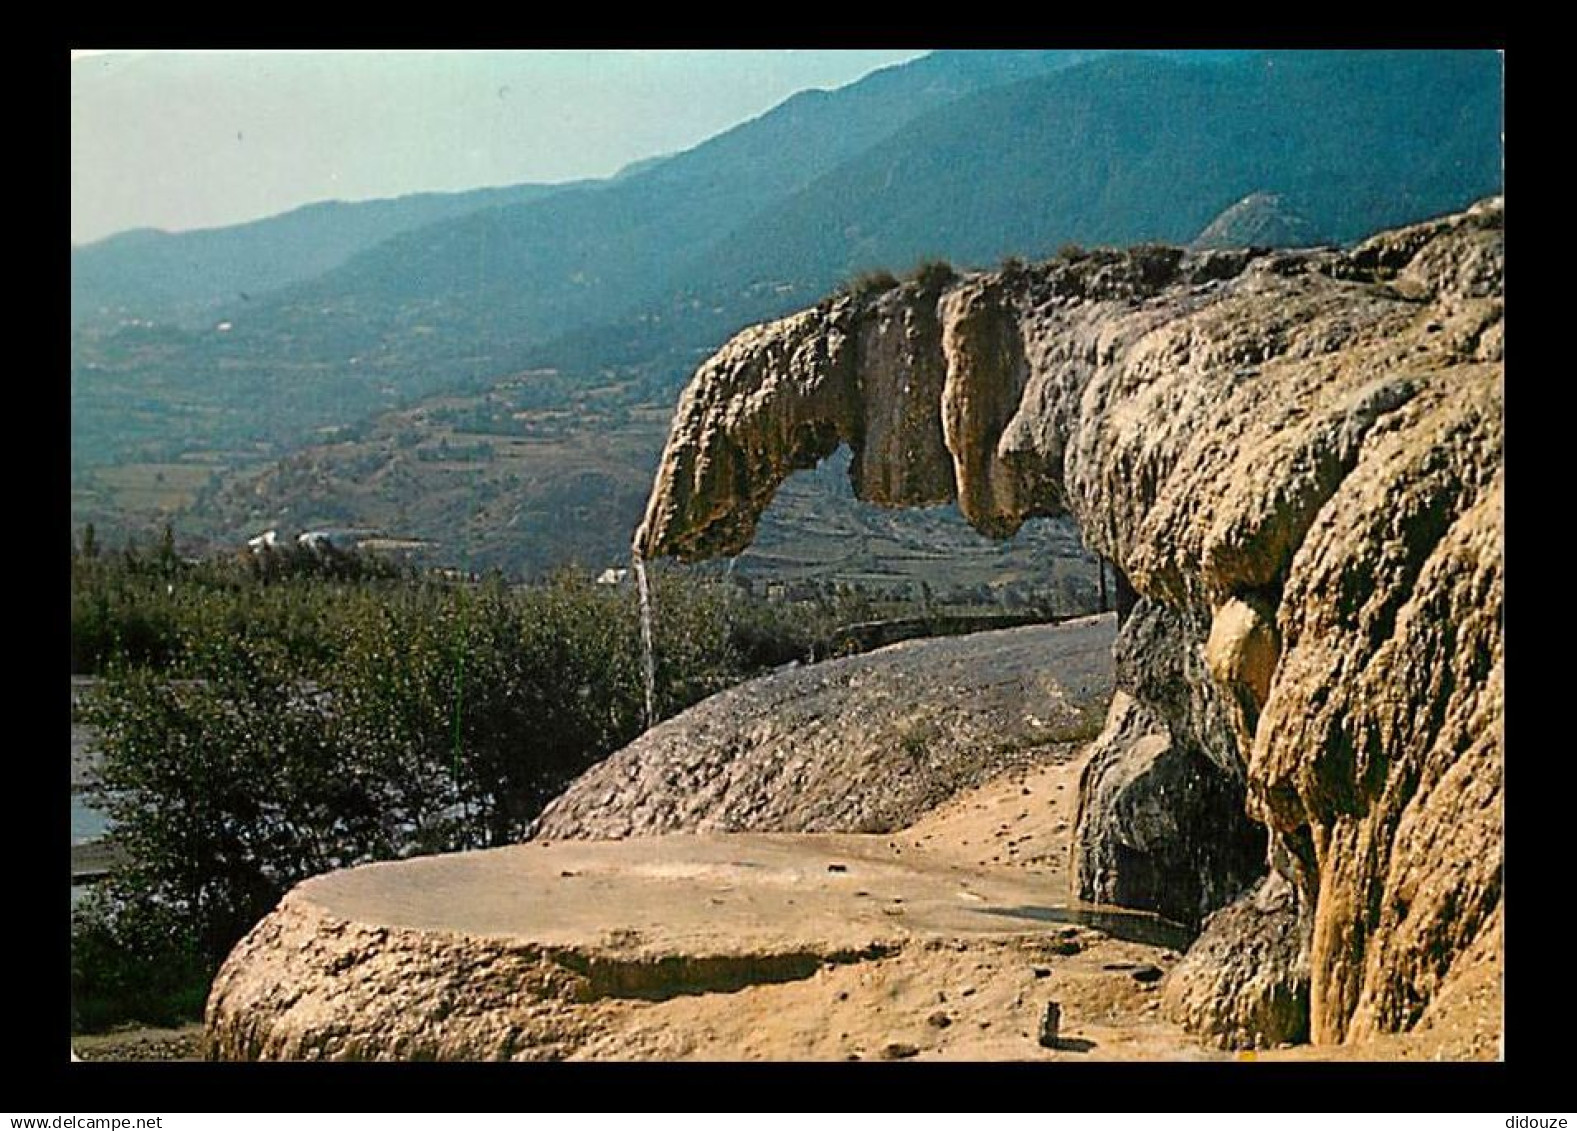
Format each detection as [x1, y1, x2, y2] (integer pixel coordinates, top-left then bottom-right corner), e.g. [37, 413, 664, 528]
[298, 529, 369, 553]
[596, 567, 630, 587]
[246, 529, 278, 552]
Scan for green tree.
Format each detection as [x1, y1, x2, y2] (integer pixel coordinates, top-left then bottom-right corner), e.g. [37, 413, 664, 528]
[157, 524, 177, 576]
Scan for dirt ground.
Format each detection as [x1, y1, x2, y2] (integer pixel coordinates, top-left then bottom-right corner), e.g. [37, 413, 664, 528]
[72, 1024, 205, 1062]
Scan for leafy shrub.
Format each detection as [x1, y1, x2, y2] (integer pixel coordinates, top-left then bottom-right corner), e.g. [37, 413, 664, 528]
[840, 268, 900, 302]
[70, 891, 210, 1032]
[909, 259, 958, 292]
[70, 534, 404, 675]
[1129, 243, 1185, 287]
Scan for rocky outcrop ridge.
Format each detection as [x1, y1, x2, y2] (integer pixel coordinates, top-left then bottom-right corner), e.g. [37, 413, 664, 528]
[531, 618, 1113, 841]
[633, 200, 1503, 1048]
[1191, 191, 1323, 250]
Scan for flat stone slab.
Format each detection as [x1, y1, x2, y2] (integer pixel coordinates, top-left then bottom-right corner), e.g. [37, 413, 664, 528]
[298, 831, 1164, 956]
[205, 827, 1190, 1060]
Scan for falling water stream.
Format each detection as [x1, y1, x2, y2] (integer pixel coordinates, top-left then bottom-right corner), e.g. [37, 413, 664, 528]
[633, 553, 657, 730]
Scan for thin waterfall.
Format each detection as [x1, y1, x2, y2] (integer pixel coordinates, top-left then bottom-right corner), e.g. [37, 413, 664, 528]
[633, 552, 657, 730]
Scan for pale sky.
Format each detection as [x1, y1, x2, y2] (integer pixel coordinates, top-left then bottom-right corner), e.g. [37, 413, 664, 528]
[70, 49, 928, 246]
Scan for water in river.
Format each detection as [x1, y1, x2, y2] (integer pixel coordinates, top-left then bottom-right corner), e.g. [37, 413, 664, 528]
[71, 679, 112, 909]
[72, 795, 110, 845]
[975, 903, 1196, 951]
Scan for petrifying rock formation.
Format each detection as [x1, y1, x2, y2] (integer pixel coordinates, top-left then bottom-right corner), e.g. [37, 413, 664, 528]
[530, 618, 1113, 841]
[633, 199, 1503, 1048]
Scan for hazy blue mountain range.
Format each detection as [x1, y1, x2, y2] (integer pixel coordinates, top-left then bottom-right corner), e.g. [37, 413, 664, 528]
[71, 51, 1106, 331]
[692, 50, 1503, 287]
[70, 181, 582, 327]
[71, 48, 1503, 575]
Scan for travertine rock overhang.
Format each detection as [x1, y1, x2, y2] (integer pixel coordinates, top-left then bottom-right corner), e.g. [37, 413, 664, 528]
[634, 200, 1503, 1047]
